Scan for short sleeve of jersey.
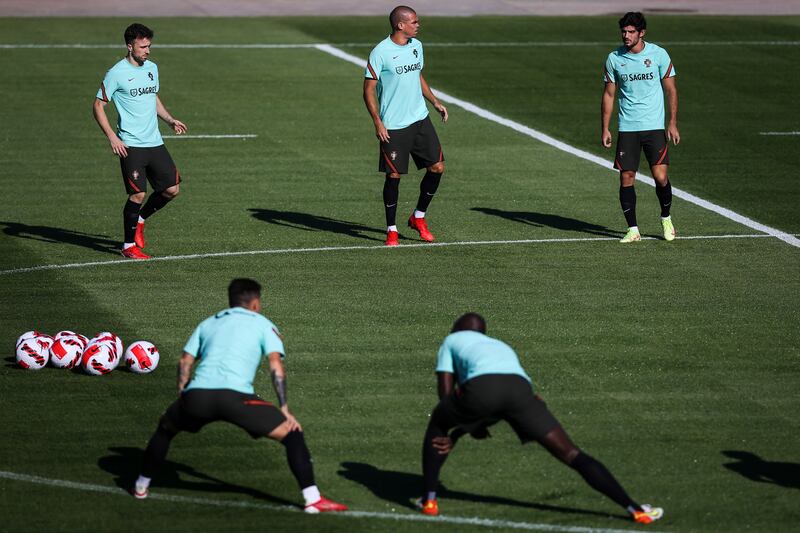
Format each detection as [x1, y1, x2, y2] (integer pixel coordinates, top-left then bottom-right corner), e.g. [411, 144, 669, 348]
[435, 339, 454, 374]
[365, 47, 382, 80]
[603, 53, 616, 84]
[183, 323, 203, 358]
[658, 48, 675, 79]
[97, 68, 118, 102]
[262, 322, 285, 358]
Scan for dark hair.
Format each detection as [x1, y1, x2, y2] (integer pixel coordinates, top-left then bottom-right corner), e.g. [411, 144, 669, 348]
[228, 278, 261, 308]
[389, 6, 416, 31]
[618, 12, 646, 31]
[451, 312, 487, 334]
[124, 23, 154, 46]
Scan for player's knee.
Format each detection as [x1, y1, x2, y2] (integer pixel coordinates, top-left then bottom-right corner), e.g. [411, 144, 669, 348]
[619, 171, 636, 187]
[267, 419, 294, 441]
[429, 162, 445, 174]
[129, 192, 146, 203]
[162, 184, 180, 199]
[386, 173, 401, 180]
[158, 414, 180, 437]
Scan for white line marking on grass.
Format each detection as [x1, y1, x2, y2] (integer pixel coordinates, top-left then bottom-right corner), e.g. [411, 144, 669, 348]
[314, 44, 800, 249]
[162, 134, 258, 139]
[0, 234, 781, 277]
[0, 470, 649, 533]
[1, 41, 799, 49]
[759, 131, 800, 136]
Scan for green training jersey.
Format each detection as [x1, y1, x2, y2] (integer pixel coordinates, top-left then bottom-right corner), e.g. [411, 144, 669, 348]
[604, 42, 675, 132]
[183, 307, 285, 395]
[96, 58, 163, 147]
[436, 331, 532, 386]
[365, 36, 428, 130]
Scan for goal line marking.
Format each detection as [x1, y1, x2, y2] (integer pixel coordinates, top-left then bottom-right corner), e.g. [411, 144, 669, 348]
[0, 233, 780, 277]
[314, 44, 800, 249]
[0, 469, 649, 533]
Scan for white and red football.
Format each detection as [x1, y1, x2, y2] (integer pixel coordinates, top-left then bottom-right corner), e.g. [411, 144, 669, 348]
[16, 335, 51, 370]
[49, 336, 85, 369]
[81, 342, 116, 376]
[124, 341, 160, 374]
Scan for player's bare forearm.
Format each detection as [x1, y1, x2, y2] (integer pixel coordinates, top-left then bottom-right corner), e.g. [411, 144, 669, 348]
[93, 99, 129, 157]
[661, 77, 680, 144]
[420, 73, 448, 122]
[176, 352, 194, 394]
[363, 79, 390, 142]
[268, 352, 288, 407]
[437, 372, 454, 399]
[600, 83, 616, 147]
[156, 96, 187, 134]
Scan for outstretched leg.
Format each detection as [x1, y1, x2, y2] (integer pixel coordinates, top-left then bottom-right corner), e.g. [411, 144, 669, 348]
[135, 415, 180, 498]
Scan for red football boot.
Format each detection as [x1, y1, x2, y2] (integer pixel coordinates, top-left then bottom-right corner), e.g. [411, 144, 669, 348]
[408, 215, 435, 242]
[121, 246, 151, 260]
[385, 230, 399, 247]
[134, 221, 146, 249]
[304, 496, 348, 514]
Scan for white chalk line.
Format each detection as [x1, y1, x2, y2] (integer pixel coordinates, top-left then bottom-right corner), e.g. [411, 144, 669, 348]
[0, 470, 648, 533]
[1, 41, 798, 49]
[162, 134, 257, 139]
[759, 131, 800, 136]
[314, 44, 800, 249]
[0, 233, 784, 277]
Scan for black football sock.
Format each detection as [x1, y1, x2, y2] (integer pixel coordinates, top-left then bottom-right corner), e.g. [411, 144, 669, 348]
[123, 199, 142, 244]
[619, 186, 638, 227]
[383, 176, 400, 228]
[570, 452, 639, 511]
[141, 425, 176, 479]
[281, 430, 316, 489]
[655, 181, 672, 218]
[422, 421, 450, 495]
[415, 170, 442, 213]
[139, 192, 173, 220]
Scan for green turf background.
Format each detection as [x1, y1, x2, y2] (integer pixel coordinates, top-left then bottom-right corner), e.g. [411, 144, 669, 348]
[0, 16, 798, 533]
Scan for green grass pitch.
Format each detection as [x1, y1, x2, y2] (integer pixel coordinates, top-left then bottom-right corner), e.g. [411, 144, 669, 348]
[1, 15, 798, 532]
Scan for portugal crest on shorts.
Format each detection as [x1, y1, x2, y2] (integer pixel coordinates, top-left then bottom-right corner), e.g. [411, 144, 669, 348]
[644, 58, 651, 68]
[132, 170, 139, 179]
[390, 151, 397, 161]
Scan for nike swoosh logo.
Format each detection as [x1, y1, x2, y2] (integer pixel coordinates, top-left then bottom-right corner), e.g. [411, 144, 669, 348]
[392, 56, 399, 59]
[128, 78, 135, 81]
[385, 203, 397, 208]
[623, 209, 632, 213]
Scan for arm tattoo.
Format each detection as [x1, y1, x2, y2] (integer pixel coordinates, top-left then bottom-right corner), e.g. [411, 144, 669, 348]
[271, 370, 287, 407]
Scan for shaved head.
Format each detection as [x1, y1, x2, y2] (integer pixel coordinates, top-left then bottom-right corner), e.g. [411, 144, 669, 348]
[451, 312, 487, 334]
[390, 5, 416, 31]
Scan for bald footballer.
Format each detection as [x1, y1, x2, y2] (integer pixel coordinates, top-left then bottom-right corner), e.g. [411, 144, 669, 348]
[93, 23, 186, 259]
[418, 313, 663, 525]
[364, 5, 448, 246]
[133, 279, 347, 513]
[601, 12, 680, 243]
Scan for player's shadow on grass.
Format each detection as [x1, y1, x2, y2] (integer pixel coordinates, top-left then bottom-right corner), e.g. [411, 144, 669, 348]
[471, 208, 623, 238]
[338, 461, 625, 520]
[722, 450, 800, 489]
[248, 208, 385, 242]
[0, 221, 118, 254]
[98, 446, 297, 507]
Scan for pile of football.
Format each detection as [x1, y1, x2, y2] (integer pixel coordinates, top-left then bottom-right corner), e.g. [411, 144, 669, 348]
[14, 330, 160, 375]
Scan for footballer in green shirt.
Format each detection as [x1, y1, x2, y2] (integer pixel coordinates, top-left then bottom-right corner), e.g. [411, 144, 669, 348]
[92, 23, 187, 259]
[364, 6, 449, 247]
[601, 12, 680, 243]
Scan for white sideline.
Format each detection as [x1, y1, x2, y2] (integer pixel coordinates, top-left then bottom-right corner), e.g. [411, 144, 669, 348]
[314, 44, 800, 249]
[162, 134, 258, 139]
[1, 41, 799, 49]
[759, 131, 800, 136]
[0, 470, 649, 533]
[0, 234, 780, 277]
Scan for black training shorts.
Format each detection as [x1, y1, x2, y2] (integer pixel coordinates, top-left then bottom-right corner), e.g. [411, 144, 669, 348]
[378, 115, 444, 175]
[431, 374, 560, 444]
[163, 389, 286, 439]
[120, 145, 181, 195]
[613, 129, 670, 172]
